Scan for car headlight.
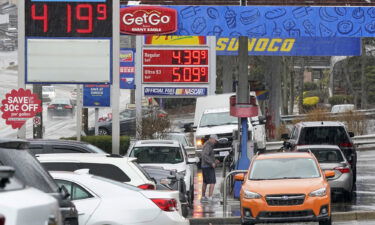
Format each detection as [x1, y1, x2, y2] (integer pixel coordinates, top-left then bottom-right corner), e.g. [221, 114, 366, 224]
[196, 136, 204, 148]
[244, 190, 262, 199]
[178, 170, 186, 177]
[309, 187, 327, 197]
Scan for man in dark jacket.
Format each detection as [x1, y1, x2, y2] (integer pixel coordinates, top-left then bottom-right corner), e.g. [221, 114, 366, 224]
[201, 134, 219, 202]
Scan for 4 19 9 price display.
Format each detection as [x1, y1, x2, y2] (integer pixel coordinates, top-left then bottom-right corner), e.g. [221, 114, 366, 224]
[143, 67, 208, 83]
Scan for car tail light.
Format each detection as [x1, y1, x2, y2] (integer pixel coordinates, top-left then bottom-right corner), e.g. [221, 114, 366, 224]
[138, 184, 155, 190]
[339, 142, 353, 147]
[334, 167, 351, 174]
[64, 105, 73, 109]
[0, 214, 5, 225]
[158, 113, 166, 118]
[151, 199, 177, 212]
[48, 105, 56, 109]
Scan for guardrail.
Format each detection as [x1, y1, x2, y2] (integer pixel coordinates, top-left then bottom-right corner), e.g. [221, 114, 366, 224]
[281, 109, 375, 122]
[266, 134, 375, 151]
[223, 170, 248, 216]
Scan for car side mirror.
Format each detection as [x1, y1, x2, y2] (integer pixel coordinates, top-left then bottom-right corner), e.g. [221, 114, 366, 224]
[349, 132, 355, 138]
[187, 157, 199, 164]
[281, 133, 290, 140]
[59, 185, 70, 200]
[324, 170, 335, 179]
[258, 115, 266, 125]
[234, 173, 245, 181]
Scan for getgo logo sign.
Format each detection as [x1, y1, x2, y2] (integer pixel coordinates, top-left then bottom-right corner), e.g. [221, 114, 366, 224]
[120, 6, 177, 35]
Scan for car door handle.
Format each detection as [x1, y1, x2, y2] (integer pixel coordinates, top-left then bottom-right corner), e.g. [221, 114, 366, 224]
[78, 212, 85, 216]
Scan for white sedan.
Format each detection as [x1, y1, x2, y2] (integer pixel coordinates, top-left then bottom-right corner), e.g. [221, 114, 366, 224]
[50, 171, 189, 225]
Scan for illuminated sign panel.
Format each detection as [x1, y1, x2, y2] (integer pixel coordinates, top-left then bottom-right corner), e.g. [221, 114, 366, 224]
[25, 0, 112, 37]
[142, 48, 209, 84]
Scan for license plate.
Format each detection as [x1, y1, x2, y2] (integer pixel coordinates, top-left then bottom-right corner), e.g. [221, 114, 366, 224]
[219, 151, 229, 157]
[57, 107, 62, 110]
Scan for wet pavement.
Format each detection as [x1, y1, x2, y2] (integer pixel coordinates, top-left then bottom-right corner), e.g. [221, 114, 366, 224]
[189, 149, 375, 219]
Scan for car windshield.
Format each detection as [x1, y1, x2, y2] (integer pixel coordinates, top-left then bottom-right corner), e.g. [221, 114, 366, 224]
[166, 134, 188, 147]
[130, 146, 184, 164]
[0, 148, 59, 193]
[299, 148, 344, 163]
[298, 127, 350, 145]
[200, 111, 237, 127]
[42, 86, 54, 92]
[249, 157, 320, 180]
[51, 99, 70, 105]
[85, 144, 106, 153]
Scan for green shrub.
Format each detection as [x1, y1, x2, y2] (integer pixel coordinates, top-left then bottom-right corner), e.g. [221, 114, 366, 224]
[62, 136, 131, 155]
[328, 95, 354, 106]
[304, 82, 318, 91]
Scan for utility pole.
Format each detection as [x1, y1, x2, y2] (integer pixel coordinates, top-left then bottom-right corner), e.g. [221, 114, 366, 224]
[32, 84, 43, 138]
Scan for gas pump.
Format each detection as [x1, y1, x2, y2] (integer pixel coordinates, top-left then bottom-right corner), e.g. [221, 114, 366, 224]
[230, 94, 259, 198]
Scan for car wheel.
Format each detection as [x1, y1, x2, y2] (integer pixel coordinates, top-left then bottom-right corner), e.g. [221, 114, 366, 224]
[98, 128, 109, 135]
[181, 204, 189, 218]
[344, 190, 353, 201]
[189, 184, 194, 209]
[319, 218, 332, 225]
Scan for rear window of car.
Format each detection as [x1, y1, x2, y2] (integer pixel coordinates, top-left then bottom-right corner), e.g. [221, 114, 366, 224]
[130, 146, 183, 164]
[42, 162, 131, 183]
[0, 177, 24, 192]
[0, 148, 58, 193]
[298, 126, 350, 145]
[51, 99, 70, 105]
[299, 149, 344, 163]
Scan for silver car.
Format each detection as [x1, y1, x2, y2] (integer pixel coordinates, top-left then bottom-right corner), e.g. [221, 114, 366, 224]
[296, 145, 354, 200]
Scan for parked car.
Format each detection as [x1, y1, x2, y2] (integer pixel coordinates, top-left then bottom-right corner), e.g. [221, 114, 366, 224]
[37, 153, 156, 190]
[296, 145, 354, 200]
[42, 85, 56, 102]
[91, 108, 168, 136]
[27, 139, 106, 155]
[47, 98, 75, 120]
[0, 166, 62, 225]
[50, 171, 189, 225]
[331, 104, 355, 113]
[142, 165, 189, 217]
[234, 152, 334, 225]
[0, 145, 79, 225]
[127, 140, 198, 208]
[281, 121, 357, 183]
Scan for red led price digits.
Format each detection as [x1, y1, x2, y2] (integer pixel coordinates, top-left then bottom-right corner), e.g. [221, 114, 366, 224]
[172, 50, 208, 65]
[172, 67, 208, 82]
[31, 4, 48, 32]
[31, 3, 107, 34]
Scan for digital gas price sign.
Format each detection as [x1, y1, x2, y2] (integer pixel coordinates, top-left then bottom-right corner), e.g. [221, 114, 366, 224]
[142, 48, 209, 83]
[24, 0, 112, 84]
[25, 0, 112, 37]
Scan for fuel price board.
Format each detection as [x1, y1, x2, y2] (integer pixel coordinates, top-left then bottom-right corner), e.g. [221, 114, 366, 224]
[142, 48, 209, 84]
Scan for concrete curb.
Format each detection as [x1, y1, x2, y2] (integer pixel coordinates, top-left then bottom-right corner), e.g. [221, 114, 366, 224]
[188, 211, 375, 224]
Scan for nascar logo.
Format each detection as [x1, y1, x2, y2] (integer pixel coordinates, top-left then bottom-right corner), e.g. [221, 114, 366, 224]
[216, 38, 295, 52]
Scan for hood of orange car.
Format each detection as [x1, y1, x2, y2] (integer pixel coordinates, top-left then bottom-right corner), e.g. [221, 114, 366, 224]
[244, 178, 326, 196]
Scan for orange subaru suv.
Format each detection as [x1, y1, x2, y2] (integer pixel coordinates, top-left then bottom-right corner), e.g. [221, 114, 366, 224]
[235, 152, 335, 225]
